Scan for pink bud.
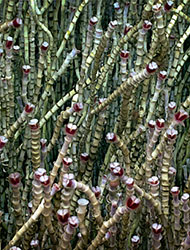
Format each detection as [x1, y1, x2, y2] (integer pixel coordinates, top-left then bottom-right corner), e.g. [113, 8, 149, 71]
[171, 186, 180, 196]
[6, 36, 13, 49]
[62, 157, 73, 166]
[152, 223, 162, 234]
[0, 136, 8, 149]
[109, 20, 117, 29]
[143, 20, 152, 31]
[57, 209, 70, 225]
[40, 175, 50, 187]
[73, 103, 83, 112]
[148, 120, 156, 129]
[9, 172, 21, 187]
[168, 101, 176, 110]
[40, 138, 47, 150]
[113, 166, 124, 177]
[80, 152, 89, 163]
[29, 119, 39, 130]
[164, 1, 173, 12]
[51, 183, 60, 196]
[22, 65, 31, 75]
[68, 216, 79, 228]
[110, 162, 120, 172]
[126, 177, 134, 188]
[89, 16, 98, 26]
[12, 18, 22, 28]
[152, 3, 162, 13]
[62, 173, 76, 188]
[24, 103, 35, 113]
[65, 123, 77, 136]
[34, 168, 46, 181]
[174, 110, 188, 123]
[148, 176, 159, 186]
[40, 41, 49, 52]
[146, 62, 158, 74]
[106, 132, 117, 143]
[124, 24, 132, 35]
[126, 196, 140, 210]
[156, 118, 165, 129]
[158, 70, 167, 80]
[166, 128, 178, 140]
[120, 50, 130, 59]
[92, 186, 101, 198]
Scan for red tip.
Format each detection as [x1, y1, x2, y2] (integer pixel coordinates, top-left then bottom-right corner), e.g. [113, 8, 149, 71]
[12, 18, 22, 28]
[146, 62, 158, 74]
[6, 36, 13, 49]
[68, 216, 79, 228]
[40, 175, 50, 187]
[120, 50, 130, 59]
[106, 133, 117, 142]
[73, 103, 83, 112]
[34, 168, 46, 181]
[25, 103, 35, 113]
[124, 24, 132, 35]
[164, 1, 173, 12]
[166, 128, 178, 140]
[9, 172, 21, 187]
[113, 166, 124, 177]
[126, 178, 134, 188]
[22, 65, 31, 75]
[92, 186, 101, 198]
[41, 41, 49, 52]
[0, 136, 8, 149]
[65, 123, 77, 136]
[126, 196, 140, 210]
[171, 186, 180, 196]
[152, 223, 162, 234]
[148, 176, 159, 186]
[80, 153, 89, 163]
[156, 118, 165, 129]
[62, 157, 73, 166]
[168, 101, 176, 110]
[148, 120, 156, 129]
[143, 20, 152, 31]
[89, 17, 98, 26]
[57, 209, 70, 225]
[158, 70, 167, 80]
[29, 119, 39, 130]
[174, 110, 188, 123]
